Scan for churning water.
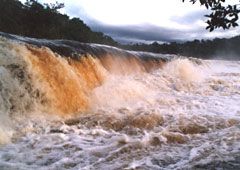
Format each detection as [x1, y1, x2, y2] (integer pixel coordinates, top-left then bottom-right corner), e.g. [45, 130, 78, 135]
[0, 33, 240, 170]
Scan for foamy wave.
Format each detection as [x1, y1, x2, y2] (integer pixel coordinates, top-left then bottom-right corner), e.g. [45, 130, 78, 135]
[163, 58, 204, 82]
[0, 36, 167, 144]
[0, 34, 240, 169]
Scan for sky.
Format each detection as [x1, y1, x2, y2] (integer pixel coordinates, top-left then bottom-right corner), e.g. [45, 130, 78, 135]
[28, 0, 240, 43]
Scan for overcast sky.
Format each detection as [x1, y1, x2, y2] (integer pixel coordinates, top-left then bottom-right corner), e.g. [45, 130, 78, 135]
[35, 0, 240, 43]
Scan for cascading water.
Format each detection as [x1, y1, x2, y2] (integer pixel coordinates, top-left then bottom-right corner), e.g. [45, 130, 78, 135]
[0, 32, 239, 169]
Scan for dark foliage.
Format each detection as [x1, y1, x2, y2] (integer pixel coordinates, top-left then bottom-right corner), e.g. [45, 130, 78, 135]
[183, 0, 240, 31]
[0, 0, 117, 45]
[121, 36, 240, 59]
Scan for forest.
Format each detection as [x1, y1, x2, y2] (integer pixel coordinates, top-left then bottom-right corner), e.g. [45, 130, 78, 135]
[121, 36, 240, 59]
[0, 0, 117, 45]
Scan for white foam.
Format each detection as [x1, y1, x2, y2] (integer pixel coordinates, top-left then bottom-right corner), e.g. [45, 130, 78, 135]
[0, 47, 240, 169]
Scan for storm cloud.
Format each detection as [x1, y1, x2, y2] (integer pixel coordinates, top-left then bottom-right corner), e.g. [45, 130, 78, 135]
[38, 0, 240, 44]
[88, 18, 239, 44]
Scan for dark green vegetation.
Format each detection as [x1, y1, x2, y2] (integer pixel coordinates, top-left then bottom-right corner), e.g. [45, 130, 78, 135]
[121, 36, 240, 59]
[0, 0, 117, 45]
[183, 0, 240, 31]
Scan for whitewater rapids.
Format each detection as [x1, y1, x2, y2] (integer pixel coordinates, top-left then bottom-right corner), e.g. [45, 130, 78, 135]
[0, 33, 240, 169]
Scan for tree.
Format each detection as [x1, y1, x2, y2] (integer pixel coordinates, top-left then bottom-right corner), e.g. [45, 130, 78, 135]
[183, 0, 240, 31]
[0, 0, 117, 45]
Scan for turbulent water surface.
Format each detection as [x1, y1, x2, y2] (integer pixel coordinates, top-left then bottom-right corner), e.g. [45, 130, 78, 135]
[0, 33, 240, 170]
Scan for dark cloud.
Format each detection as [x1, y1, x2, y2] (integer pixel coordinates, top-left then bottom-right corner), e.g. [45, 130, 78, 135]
[65, 7, 239, 44]
[87, 20, 208, 44]
[91, 23, 180, 42]
[88, 19, 239, 44]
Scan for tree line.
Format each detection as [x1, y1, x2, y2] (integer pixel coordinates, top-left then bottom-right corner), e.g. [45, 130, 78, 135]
[0, 0, 117, 45]
[120, 36, 240, 59]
